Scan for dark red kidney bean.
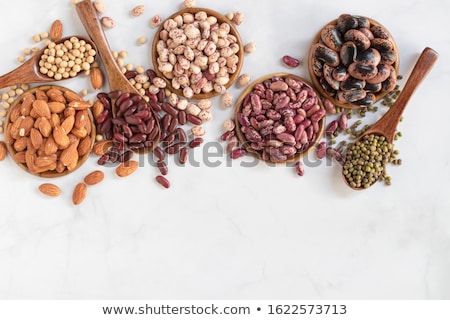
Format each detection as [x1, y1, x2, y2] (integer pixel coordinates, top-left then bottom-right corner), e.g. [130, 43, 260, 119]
[189, 137, 203, 148]
[162, 133, 175, 147]
[136, 101, 148, 112]
[111, 118, 127, 126]
[125, 115, 142, 125]
[175, 128, 187, 144]
[159, 131, 167, 141]
[179, 147, 188, 164]
[104, 131, 113, 140]
[114, 132, 128, 143]
[145, 119, 155, 135]
[108, 150, 120, 163]
[147, 126, 159, 142]
[135, 109, 150, 120]
[149, 100, 162, 112]
[124, 104, 138, 116]
[186, 114, 202, 125]
[130, 125, 141, 134]
[161, 102, 179, 116]
[155, 175, 170, 189]
[165, 142, 182, 155]
[161, 114, 172, 132]
[178, 110, 187, 125]
[118, 98, 134, 113]
[144, 140, 155, 148]
[168, 117, 178, 133]
[115, 142, 126, 151]
[97, 93, 111, 109]
[153, 146, 165, 161]
[96, 109, 110, 124]
[97, 154, 109, 165]
[108, 90, 122, 99]
[128, 142, 145, 150]
[98, 118, 112, 134]
[157, 89, 165, 103]
[137, 122, 147, 134]
[124, 70, 138, 79]
[146, 69, 157, 80]
[129, 133, 147, 144]
[115, 92, 131, 108]
[120, 150, 134, 163]
[157, 160, 168, 175]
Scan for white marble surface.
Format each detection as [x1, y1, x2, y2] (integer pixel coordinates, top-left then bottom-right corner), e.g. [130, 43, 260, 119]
[0, 0, 449, 300]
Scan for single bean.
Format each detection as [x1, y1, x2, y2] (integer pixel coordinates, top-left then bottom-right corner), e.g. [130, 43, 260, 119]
[179, 147, 189, 164]
[147, 127, 159, 142]
[120, 150, 134, 163]
[166, 142, 182, 155]
[129, 133, 147, 144]
[155, 175, 170, 189]
[220, 130, 235, 141]
[162, 133, 175, 147]
[115, 92, 131, 108]
[153, 146, 165, 161]
[168, 117, 179, 133]
[157, 160, 169, 175]
[161, 102, 179, 116]
[231, 147, 247, 159]
[175, 128, 187, 144]
[189, 137, 203, 148]
[96, 109, 110, 124]
[108, 90, 122, 100]
[161, 113, 172, 132]
[178, 110, 187, 125]
[186, 114, 202, 125]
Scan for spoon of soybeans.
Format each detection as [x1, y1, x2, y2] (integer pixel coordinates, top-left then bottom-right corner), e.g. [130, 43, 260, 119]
[0, 36, 97, 89]
[342, 47, 439, 190]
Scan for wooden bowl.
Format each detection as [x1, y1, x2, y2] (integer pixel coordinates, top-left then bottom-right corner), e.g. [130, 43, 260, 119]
[234, 73, 325, 164]
[308, 16, 400, 109]
[4, 85, 96, 178]
[151, 7, 244, 100]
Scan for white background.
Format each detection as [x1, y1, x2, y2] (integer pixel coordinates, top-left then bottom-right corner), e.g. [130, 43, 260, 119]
[0, 0, 449, 300]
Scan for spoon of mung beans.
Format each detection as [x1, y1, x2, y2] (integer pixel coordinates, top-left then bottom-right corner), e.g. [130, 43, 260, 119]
[342, 47, 439, 190]
[0, 36, 97, 89]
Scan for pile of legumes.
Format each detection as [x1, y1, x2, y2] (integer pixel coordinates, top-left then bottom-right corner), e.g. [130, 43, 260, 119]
[228, 74, 325, 167]
[310, 14, 399, 107]
[153, 8, 242, 98]
[342, 133, 393, 189]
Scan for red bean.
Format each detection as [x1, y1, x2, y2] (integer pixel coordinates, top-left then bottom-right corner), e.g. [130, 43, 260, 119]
[282, 55, 301, 67]
[162, 133, 175, 147]
[147, 127, 159, 142]
[115, 92, 131, 108]
[186, 114, 202, 125]
[179, 147, 188, 164]
[108, 90, 122, 99]
[155, 175, 170, 189]
[231, 147, 247, 159]
[97, 154, 109, 165]
[161, 102, 179, 116]
[120, 150, 134, 163]
[129, 133, 147, 144]
[157, 160, 168, 175]
[153, 146, 165, 161]
[161, 114, 172, 132]
[189, 137, 203, 148]
[96, 109, 110, 124]
[175, 128, 187, 144]
[165, 142, 182, 155]
[220, 130, 235, 141]
[178, 110, 187, 125]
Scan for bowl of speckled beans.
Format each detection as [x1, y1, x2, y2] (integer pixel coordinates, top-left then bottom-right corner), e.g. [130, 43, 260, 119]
[151, 7, 244, 100]
[234, 73, 326, 164]
[308, 13, 400, 109]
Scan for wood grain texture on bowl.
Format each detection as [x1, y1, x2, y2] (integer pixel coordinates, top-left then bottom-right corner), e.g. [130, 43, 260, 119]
[151, 7, 244, 100]
[308, 15, 400, 109]
[234, 73, 325, 164]
[4, 85, 96, 178]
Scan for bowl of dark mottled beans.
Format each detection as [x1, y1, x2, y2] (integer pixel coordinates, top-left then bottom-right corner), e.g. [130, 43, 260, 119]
[308, 14, 400, 109]
[234, 73, 325, 164]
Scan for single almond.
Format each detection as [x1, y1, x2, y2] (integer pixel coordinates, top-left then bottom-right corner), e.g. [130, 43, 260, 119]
[69, 100, 91, 110]
[72, 182, 87, 205]
[74, 110, 89, 129]
[35, 154, 57, 167]
[46, 88, 66, 103]
[0, 141, 7, 161]
[18, 116, 34, 136]
[48, 101, 66, 113]
[13, 137, 28, 152]
[13, 151, 26, 163]
[61, 115, 75, 133]
[93, 140, 113, 156]
[90, 67, 104, 90]
[63, 90, 82, 102]
[53, 125, 70, 148]
[84, 170, 105, 185]
[49, 19, 63, 42]
[32, 100, 51, 119]
[38, 117, 52, 137]
[44, 136, 58, 156]
[30, 128, 44, 150]
[77, 135, 92, 156]
[39, 183, 62, 197]
[50, 113, 61, 128]
[92, 100, 104, 120]
[116, 160, 139, 177]
[60, 143, 79, 171]
[70, 127, 88, 139]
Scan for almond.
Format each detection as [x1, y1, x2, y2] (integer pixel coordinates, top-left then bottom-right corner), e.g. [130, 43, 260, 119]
[90, 67, 104, 90]
[35, 154, 57, 167]
[30, 128, 44, 150]
[70, 127, 88, 139]
[72, 182, 87, 205]
[75, 110, 89, 129]
[63, 90, 82, 102]
[18, 116, 35, 137]
[13, 151, 26, 163]
[69, 100, 91, 110]
[35, 89, 48, 102]
[77, 135, 92, 156]
[39, 183, 62, 197]
[60, 143, 79, 171]
[61, 115, 75, 133]
[92, 100, 104, 120]
[46, 88, 66, 103]
[0, 141, 6, 161]
[38, 117, 52, 137]
[84, 170, 105, 185]
[53, 125, 70, 148]
[13, 137, 28, 152]
[48, 101, 66, 113]
[116, 160, 139, 177]
[44, 136, 58, 155]
[93, 140, 113, 156]
[49, 19, 63, 42]
[32, 100, 51, 119]
[50, 113, 61, 128]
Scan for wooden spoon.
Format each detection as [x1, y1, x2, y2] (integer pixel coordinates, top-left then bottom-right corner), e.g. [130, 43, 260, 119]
[0, 36, 96, 89]
[75, 0, 160, 152]
[343, 47, 439, 190]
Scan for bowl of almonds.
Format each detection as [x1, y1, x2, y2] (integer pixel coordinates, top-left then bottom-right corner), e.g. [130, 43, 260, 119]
[151, 7, 244, 99]
[308, 14, 400, 109]
[234, 73, 325, 163]
[4, 85, 96, 178]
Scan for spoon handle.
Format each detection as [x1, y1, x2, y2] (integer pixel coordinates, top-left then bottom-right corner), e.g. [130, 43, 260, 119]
[0, 54, 50, 89]
[75, 0, 127, 92]
[369, 47, 439, 141]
